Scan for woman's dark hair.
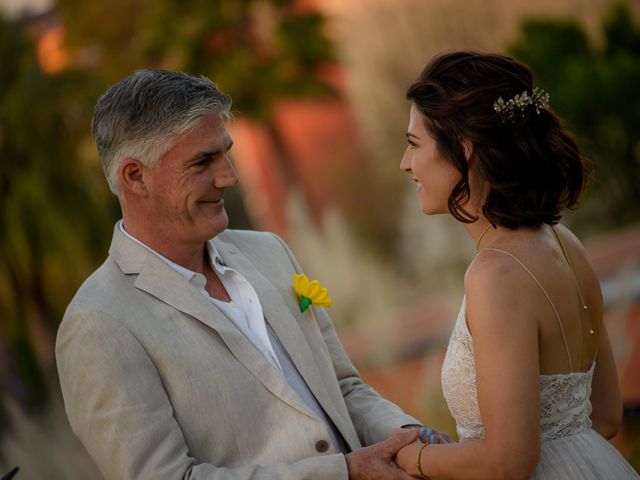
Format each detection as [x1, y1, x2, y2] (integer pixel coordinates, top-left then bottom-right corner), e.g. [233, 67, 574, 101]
[406, 51, 587, 228]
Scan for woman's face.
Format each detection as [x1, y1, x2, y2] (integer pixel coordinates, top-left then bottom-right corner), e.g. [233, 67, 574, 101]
[400, 104, 462, 215]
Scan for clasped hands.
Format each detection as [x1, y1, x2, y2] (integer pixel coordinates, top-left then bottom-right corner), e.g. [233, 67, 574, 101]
[345, 426, 452, 479]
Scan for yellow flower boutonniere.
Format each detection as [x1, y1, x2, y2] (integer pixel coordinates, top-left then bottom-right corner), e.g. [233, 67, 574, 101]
[293, 274, 332, 313]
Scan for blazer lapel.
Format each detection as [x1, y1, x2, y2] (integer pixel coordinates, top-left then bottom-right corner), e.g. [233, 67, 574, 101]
[214, 237, 354, 442]
[109, 226, 318, 420]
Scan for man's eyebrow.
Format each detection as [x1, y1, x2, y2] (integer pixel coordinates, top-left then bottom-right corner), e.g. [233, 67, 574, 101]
[406, 132, 419, 139]
[190, 140, 234, 161]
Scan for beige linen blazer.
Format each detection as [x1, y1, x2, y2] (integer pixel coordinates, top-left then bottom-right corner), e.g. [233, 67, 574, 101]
[56, 226, 417, 480]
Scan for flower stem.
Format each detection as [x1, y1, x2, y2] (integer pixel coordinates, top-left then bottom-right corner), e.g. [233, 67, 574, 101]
[299, 296, 312, 313]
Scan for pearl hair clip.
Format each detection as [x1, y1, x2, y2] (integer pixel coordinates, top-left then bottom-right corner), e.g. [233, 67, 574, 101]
[493, 87, 550, 122]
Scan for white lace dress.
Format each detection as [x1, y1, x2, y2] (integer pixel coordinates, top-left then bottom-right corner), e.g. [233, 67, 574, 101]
[441, 297, 640, 479]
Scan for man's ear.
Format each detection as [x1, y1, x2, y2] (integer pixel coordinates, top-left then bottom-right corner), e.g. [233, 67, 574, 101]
[119, 158, 148, 196]
[460, 138, 474, 162]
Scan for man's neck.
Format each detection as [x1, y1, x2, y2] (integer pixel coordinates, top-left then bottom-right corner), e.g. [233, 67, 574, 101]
[121, 221, 209, 274]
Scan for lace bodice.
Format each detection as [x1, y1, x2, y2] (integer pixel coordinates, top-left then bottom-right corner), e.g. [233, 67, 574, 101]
[441, 298, 594, 443]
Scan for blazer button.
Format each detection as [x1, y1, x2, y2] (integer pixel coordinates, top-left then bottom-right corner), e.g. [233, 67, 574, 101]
[315, 440, 330, 453]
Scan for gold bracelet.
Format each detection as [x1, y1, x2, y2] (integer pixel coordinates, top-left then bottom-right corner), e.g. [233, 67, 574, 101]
[416, 443, 430, 479]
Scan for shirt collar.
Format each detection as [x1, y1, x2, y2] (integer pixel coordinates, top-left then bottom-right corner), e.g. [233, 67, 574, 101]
[206, 240, 228, 274]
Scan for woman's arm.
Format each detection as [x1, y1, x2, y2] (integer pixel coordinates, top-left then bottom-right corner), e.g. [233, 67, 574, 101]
[559, 225, 622, 439]
[590, 322, 623, 438]
[396, 252, 542, 480]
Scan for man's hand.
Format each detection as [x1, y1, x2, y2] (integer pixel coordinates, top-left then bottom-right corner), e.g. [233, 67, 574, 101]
[345, 428, 419, 480]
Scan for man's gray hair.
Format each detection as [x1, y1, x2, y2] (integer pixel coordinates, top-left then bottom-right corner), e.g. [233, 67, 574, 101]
[92, 70, 232, 194]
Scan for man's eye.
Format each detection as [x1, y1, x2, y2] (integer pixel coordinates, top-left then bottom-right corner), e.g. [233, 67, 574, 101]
[407, 139, 417, 147]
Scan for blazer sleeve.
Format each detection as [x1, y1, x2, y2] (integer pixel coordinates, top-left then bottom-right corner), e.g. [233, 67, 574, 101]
[56, 310, 349, 480]
[269, 234, 421, 446]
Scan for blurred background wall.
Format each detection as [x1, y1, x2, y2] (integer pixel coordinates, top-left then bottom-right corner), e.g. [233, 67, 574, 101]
[0, 0, 639, 477]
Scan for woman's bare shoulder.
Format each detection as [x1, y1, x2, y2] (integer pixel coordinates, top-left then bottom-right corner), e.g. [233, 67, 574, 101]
[554, 223, 588, 255]
[464, 248, 543, 331]
[465, 247, 534, 292]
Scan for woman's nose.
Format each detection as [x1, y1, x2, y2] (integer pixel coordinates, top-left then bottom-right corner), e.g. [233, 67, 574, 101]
[400, 153, 412, 172]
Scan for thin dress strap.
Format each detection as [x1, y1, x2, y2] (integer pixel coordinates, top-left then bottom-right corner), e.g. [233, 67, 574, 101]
[483, 247, 573, 372]
[550, 226, 588, 312]
[550, 225, 598, 362]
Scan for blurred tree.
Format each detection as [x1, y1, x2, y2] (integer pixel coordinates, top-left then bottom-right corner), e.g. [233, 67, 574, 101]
[0, 14, 116, 415]
[509, 1, 640, 230]
[57, 0, 334, 120]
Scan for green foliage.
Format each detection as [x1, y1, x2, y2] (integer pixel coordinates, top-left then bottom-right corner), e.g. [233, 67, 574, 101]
[509, 1, 640, 230]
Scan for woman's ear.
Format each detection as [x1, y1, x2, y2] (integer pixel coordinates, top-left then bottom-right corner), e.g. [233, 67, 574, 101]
[119, 159, 148, 197]
[460, 138, 474, 162]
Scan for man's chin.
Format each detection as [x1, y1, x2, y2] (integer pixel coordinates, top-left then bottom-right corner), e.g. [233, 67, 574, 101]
[202, 213, 229, 239]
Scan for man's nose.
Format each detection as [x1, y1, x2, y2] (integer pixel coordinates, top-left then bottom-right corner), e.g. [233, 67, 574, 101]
[214, 157, 239, 188]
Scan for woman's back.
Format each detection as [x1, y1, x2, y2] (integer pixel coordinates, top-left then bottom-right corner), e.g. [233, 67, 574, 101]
[472, 224, 601, 376]
[440, 224, 637, 477]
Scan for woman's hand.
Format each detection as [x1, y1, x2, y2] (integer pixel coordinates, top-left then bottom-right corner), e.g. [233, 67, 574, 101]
[390, 426, 452, 445]
[395, 441, 423, 477]
[391, 427, 452, 478]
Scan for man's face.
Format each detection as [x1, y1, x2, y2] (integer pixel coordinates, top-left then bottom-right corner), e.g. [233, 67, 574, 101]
[143, 113, 238, 245]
